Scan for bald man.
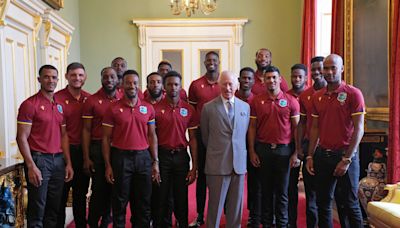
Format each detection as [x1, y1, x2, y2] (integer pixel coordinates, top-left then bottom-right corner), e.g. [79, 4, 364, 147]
[306, 54, 365, 228]
[200, 71, 250, 228]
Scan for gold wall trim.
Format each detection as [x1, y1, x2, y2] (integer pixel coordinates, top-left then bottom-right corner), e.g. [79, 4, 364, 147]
[0, 0, 10, 26]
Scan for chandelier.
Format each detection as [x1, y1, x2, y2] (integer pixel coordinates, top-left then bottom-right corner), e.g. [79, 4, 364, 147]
[170, 0, 217, 17]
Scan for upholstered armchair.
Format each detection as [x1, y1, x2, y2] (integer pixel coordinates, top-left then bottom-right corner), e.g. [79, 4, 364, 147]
[367, 182, 400, 228]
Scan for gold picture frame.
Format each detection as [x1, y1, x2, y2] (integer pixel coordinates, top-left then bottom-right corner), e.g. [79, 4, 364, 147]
[43, 0, 64, 10]
[344, 0, 393, 122]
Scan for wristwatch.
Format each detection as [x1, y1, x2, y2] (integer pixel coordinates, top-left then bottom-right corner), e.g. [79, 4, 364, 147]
[342, 156, 352, 165]
[152, 158, 159, 164]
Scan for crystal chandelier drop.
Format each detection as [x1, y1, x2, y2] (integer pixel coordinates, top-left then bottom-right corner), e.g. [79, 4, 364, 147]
[170, 0, 217, 17]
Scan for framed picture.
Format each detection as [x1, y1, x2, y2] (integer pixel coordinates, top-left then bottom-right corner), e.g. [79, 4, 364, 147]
[344, 0, 392, 122]
[43, 0, 64, 10]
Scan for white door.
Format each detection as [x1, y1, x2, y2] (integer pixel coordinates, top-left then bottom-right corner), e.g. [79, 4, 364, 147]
[1, 25, 36, 157]
[152, 41, 229, 93]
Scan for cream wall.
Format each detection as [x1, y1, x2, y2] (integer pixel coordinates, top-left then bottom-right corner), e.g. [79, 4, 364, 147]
[78, 0, 302, 93]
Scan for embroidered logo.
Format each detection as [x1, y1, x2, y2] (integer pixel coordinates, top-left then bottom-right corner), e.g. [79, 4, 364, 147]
[57, 104, 63, 113]
[139, 106, 147, 114]
[201, 84, 204, 88]
[337, 92, 347, 103]
[65, 100, 69, 105]
[98, 100, 103, 104]
[119, 108, 123, 113]
[40, 105, 45, 111]
[161, 109, 165, 114]
[180, 108, 188, 117]
[318, 97, 322, 101]
[261, 100, 265, 105]
[307, 96, 311, 100]
[278, 99, 288, 107]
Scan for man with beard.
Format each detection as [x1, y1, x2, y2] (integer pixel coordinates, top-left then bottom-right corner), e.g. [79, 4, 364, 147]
[82, 67, 121, 227]
[16, 65, 74, 227]
[297, 56, 327, 228]
[306, 54, 364, 228]
[252, 48, 289, 95]
[111, 57, 144, 99]
[145, 72, 164, 105]
[56, 63, 91, 228]
[248, 66, 300, 227]
[143, 61, 188, 102]
[188, 51, 221, 227]
[102, 70, 160, 228]
[286, 63, 308, 228]
[155, 71, 198, 227]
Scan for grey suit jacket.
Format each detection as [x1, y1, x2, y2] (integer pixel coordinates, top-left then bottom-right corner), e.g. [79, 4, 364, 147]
[200, 96, 250, 175]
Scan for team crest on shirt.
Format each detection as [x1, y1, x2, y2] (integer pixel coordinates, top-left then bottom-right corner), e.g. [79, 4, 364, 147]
[139, 106, 147, 114]
[261, 100, 265, 105]
[161, 109, 165, 114]
[307, 96, 311, 100]
[40, 105, 45, 111]
[65, 100, 69, 105]
[318, 96, 322, 101]
[180, 108, 188, 117]
[98, 100, 103, 104]
[57, 104, 63, 113]
[201, 84, 205, 88]
[119, 108, 123, 113]
[278, 99, 288, 107]
[337, 92, 347, 103]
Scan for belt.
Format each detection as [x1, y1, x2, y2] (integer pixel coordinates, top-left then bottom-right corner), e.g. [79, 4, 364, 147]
[265, 143, 289, 149]
[159, 147, 186, 154]
[91, 140, 102, 145]
[113, 147, 147, 153]
[31, 150, 63, 157]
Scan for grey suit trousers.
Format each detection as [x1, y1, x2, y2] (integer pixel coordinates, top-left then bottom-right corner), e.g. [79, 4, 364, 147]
[206, 174, 245, 228]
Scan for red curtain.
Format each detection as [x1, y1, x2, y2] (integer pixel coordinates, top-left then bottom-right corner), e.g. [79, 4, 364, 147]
[331, 0, 344, 56]
[388, 0, 400, 183]
[300, 0, 316, 86]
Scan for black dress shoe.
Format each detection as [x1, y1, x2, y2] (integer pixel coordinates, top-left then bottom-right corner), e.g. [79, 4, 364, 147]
[189, 215, 205, 227]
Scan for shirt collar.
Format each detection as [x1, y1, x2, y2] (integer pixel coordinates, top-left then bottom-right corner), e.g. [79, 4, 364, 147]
[323, 81, 346, 95]
[221, 95, 235, 104]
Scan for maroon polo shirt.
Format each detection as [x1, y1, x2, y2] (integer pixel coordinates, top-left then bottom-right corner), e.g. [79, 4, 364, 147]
[17, 91, 65, 154]
[252, 70, 289, 95]
[235, 90, 255, 104]
[144, 89, 188, 101]
[82, 88, 123, 140]
[56, 87, 91, 145]
[250, 91, 300, 144]
[102, 98, 155, 151]
[299, 86, 317, 140]
[188, 75, 220, 116]
[311, 82, 365, 150]
[155, 98, 198, 149]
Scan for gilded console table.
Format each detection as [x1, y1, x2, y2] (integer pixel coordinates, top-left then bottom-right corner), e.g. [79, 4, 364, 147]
[0, 158, 24, 227]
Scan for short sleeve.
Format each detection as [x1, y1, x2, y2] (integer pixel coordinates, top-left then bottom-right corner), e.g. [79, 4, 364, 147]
[188, 105, 199, 129]
[17, 100, 34, 125]
[311, 94, 319, 118]
[350, 88, 365, 116]
[249, 98, 258, 119]
[147, 105, 156, 124]
[82, 97, 95, 119]
[188, 82, 197, 105]
[289, 96, 300, 117]
[102, 106, 114, 127]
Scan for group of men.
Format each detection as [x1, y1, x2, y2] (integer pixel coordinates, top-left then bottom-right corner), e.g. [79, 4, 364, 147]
[17, 48, 365, 228]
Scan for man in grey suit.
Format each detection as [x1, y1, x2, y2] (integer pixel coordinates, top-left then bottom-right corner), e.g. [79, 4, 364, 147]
[200, 71, 250, 228]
